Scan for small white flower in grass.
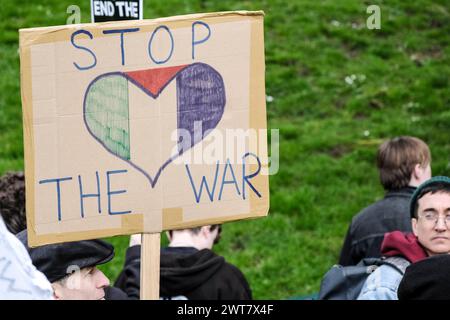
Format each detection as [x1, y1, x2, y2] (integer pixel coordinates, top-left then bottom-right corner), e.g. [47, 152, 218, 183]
[345, 76, 354, 85]
[266, 95, 274, 103]
[363, 130, 370, 137]
[404, 101, 420, 110]
[331, 20, 340, 27]
[345, 74, 357, 85]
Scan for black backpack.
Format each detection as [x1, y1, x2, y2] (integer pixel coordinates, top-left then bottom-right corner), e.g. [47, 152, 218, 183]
[318, 256, 410, 300]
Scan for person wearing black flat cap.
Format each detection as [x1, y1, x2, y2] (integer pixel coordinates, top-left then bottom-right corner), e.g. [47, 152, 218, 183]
[16, 229, 126, 300]
[398, 254, 450, 300]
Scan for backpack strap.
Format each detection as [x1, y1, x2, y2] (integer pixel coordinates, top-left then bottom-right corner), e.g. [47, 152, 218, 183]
[381, 256, 410, 275]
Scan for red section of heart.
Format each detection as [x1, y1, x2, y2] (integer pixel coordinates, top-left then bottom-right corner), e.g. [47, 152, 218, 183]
[125, 64, 189, 97]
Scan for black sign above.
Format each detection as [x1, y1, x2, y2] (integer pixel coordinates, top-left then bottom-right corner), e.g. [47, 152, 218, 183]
[91, 0, 143, 22]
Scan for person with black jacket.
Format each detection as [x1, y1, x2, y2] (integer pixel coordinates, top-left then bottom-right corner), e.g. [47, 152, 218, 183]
[398, 254, 450, 300]
[339, 136, 432, 266]
[113, 224, 252, 300]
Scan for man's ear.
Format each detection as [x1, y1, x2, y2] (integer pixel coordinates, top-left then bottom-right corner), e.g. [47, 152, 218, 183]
[52, 283, 62, 300]
[412, 163, 422, 180]
[412, 218, 419, 237]
[200, 226, 211, 238]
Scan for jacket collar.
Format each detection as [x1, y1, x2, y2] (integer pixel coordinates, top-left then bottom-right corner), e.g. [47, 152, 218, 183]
[385, 186, 416, 198]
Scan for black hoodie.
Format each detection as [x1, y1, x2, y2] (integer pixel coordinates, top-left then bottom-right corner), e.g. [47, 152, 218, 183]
[112, 246, 252, 300]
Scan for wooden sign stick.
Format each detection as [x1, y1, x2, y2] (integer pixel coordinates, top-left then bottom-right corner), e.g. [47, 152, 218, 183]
[140, 233, 160, 300]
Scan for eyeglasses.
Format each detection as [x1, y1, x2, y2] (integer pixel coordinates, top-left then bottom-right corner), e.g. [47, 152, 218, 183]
[419, 212, 450, 226]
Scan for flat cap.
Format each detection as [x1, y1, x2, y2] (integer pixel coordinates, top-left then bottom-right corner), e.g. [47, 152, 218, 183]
[398, 254, 450, 300]
[17, 230, 114, 283]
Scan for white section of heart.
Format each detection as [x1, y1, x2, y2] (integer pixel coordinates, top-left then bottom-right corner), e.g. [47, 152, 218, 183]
[127, 73, 178, 184]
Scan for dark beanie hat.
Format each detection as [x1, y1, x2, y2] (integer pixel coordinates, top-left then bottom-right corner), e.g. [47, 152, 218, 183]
[410, 176, 450, 218]
[16, 229, 114, 283]
[398, 254, 450, 300]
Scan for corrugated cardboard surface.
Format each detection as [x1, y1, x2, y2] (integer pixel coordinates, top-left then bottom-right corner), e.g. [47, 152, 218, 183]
[20, 11, 269, 247]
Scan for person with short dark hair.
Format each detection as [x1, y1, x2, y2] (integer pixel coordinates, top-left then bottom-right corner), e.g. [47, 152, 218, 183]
[0, 171, 26, 234]
[339, 136, 432, 266]
[113, 224, 252, 300]
[357, 176, 450, 299]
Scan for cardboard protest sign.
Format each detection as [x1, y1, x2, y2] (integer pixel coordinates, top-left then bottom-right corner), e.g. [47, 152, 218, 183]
[19, 11, 269, 247]
[91, 0, 143, 22]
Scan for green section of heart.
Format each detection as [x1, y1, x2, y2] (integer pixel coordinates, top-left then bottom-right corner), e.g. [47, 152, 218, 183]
[85, 75, 130, 160]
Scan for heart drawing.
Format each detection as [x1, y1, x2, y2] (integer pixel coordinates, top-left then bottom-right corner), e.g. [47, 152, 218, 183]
[83, 62, 226, 188]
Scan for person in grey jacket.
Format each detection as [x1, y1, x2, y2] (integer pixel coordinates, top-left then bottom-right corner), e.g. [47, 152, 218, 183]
[339, 136, 432, 266]
[358, 176, 450, 299]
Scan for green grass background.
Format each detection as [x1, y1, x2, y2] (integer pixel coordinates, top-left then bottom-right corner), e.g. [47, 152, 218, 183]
[0, 0, 449, 299]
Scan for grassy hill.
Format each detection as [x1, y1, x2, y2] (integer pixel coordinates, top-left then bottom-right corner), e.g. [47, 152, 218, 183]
[0, 0, 448, 299]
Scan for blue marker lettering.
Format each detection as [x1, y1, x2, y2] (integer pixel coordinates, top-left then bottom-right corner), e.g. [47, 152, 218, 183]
[185, 162, 220, 203]
[148, 25, 174, 64]
[218, 159, 240, 200]
[106, 170, 132, 215]
[102, 28, 140, 66]
[192, 21, 211, 60]
[78, 171, 101, 218]
[242, 153, 262, 200]
[71, 30, 97, 70]
[39, 177, 73, 221]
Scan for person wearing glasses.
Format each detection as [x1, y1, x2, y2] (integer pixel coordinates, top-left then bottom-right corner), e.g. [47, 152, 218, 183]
[111, 224, 252, 300]
[357, 176, 450, 300]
